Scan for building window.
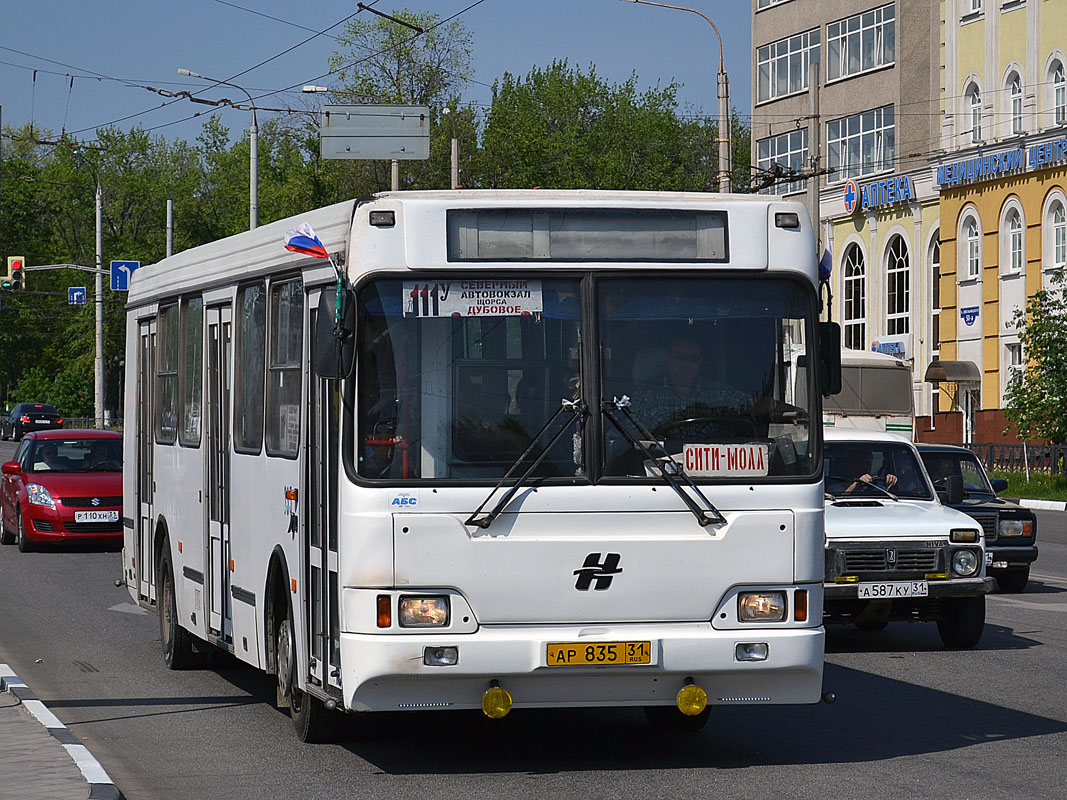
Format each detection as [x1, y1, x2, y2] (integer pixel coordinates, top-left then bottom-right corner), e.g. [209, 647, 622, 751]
[757, 0, 793, 8]
[1004, 208, 1024, 273]
[826, 3, 895, 82]
[966, 0, 983, 14]
[1056, 203, 1067, 268]
[969, 86, 983, 143]
[1010, 74, 1024, 134]
[757, 29, 820, 103]
[886, 235, 910, 335]
[827, 105, 894, 181]
[843, 243, 866, 350]
[757, 129, 808, 195]
[961, 213, 982, 280]
[931, 238, 941, 356]
[1005, 342, 1024, 398]
[1055, 63, 1066, 125]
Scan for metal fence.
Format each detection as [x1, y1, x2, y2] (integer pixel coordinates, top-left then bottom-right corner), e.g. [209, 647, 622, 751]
[965, 443, 1067, 474]
[61, 417, 124, 432]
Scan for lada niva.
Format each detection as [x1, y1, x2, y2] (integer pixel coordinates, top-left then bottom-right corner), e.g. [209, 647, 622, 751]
[823, 430, 994, 649]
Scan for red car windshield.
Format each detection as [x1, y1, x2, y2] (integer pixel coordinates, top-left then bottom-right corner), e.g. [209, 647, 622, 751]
[30, 439, 121, 473]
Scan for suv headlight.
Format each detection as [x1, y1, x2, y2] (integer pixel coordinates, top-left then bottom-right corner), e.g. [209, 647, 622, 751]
[26, 483, 56, 509]
[951, 548, 980, 577]
[998, 518, 1033, 538]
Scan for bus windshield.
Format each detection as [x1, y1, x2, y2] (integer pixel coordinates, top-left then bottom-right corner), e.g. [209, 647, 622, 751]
[355, 275, 816, 481]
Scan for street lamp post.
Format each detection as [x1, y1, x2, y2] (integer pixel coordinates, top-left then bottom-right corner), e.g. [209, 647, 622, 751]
[442, 107, 459, 189]
[622, 0, 732, 193]
[178, 68, 258, 229]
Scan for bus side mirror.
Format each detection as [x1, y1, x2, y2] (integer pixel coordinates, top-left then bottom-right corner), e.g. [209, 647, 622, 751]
[819, 321, 842, 397]
[313, 285, 356, 379]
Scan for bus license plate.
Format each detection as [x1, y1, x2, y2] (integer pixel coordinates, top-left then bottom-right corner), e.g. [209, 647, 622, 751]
[857, 581, 928, 599]
[546, 641, 652, 666]
[74, 510, 119, 523]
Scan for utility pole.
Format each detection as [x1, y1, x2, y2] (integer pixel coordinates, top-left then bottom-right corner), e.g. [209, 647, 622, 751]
[806, 60, 821, 258]
[95, 184, 104, 427]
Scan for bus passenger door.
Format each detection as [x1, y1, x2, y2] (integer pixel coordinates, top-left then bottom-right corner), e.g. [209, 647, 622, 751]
[136, 320, 156, 603]
[307, 301, 342, 692]
[206, 306, 233, 641]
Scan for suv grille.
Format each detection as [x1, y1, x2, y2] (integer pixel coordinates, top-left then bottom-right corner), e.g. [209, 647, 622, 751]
[965, 512, 998, 543]
[843, 549, 939, 572]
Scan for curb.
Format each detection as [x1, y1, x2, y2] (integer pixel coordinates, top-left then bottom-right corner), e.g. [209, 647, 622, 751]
[1017, 498, 1067, 512]
[0, 663, 123, 800]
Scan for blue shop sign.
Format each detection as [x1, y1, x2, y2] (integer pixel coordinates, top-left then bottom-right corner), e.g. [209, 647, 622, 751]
[843, 175, 914, 214]
[936, 136, 1067, 188]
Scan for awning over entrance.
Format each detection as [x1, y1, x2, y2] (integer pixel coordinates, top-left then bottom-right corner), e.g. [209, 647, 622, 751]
[924, 359, 981, 383]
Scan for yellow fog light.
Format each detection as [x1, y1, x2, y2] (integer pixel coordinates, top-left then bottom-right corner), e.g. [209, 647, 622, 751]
[481, 683, 512, 719]
[676, 681, 708, 716]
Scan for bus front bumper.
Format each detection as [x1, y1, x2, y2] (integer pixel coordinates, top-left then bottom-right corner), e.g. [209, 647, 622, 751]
[338, 623, 824, 713]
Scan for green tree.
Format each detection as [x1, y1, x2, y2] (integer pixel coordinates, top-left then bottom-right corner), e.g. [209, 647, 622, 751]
[1004, 268, 1067, 443]
[478, 61, 744, 192]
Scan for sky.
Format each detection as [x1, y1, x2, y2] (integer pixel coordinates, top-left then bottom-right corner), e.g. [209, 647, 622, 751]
[0, 0, 754, 148]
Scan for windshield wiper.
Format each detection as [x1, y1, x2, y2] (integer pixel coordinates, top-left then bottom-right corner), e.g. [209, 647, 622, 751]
[465, 398, 586, 529]
[602, 396, 726, 527]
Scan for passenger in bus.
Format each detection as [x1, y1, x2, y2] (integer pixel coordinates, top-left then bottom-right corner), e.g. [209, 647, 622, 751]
[629, 334, 750, 435]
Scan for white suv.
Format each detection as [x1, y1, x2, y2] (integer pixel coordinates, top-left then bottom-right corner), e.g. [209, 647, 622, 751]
[823, 430, 993, 649]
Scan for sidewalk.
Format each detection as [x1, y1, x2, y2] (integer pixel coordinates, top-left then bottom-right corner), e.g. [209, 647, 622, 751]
[1017, 497, 1067, 511]
[0, 664, 122, 800]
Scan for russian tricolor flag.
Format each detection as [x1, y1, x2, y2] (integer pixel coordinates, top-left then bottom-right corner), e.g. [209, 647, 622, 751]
[283, 222, 329, 259]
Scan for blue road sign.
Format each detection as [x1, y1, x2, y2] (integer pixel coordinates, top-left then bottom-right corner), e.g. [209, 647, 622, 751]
[69, 287, 87, 305]
[110, 260, 141, 291]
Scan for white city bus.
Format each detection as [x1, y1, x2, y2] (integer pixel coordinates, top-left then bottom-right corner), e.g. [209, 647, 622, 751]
[122, 190, 837, 741]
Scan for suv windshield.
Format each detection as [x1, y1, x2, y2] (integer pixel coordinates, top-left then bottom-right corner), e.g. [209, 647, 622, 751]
[919, 450, 994, 497]
[825, 441, 933, 500]
[354, 275, 817, 482]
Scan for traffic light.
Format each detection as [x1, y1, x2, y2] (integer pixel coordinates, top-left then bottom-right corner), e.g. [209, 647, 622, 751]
[8, 257, 24, 290]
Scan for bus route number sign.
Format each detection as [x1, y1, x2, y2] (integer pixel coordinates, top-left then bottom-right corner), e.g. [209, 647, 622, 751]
[403, 280, 543, 318]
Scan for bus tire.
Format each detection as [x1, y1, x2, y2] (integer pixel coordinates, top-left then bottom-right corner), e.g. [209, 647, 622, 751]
[643, 705, 711, 733]
[276, 599, 332, 743]
[159, 548, 197, 669]
[936, 595, 985, 650]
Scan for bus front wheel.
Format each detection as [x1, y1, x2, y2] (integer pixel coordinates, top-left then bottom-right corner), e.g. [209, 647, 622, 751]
[276, 600, 333, 743]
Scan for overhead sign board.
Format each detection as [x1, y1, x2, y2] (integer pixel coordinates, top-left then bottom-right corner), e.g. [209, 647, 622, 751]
[319, 105, 430, 161]
[110, 260, 141, 291]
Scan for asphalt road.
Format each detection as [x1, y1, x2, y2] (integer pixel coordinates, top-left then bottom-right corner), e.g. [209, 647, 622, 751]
[0, 438, 1065, 800]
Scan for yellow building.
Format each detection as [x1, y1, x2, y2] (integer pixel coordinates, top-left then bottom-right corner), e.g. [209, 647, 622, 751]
[932, 0, 1067, 443]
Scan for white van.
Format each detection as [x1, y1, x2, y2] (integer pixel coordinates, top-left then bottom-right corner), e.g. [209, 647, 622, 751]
[822, 350, 914, 439]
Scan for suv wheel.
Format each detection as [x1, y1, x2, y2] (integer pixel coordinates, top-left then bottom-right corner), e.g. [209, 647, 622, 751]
[937, 596, 985, 649]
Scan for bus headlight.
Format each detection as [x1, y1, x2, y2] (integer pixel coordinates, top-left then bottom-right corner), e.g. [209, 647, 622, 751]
[998, 519, 1032, 538]
[26, 483, 56, 510]
[398, 596, 450, 627]
[951, 549, 980, 577]
[738, 592, 787, 622]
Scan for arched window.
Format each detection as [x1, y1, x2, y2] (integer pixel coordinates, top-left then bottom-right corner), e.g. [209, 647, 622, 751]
[1010, 74, 1023, 135]
[998, 206, 1024, 275]
[959, 210, 982, 281]
[930, 238, 941, 356]
[1056, 204, 1067, 268]
[843, 244, 866, 350]
[969, 86, 983, 143]
[886, 235, 910, 334]
[1055, 63, 1066, 125]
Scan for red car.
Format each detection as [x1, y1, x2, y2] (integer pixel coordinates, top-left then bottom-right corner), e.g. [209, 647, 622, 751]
[0, 430, 122, 552]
